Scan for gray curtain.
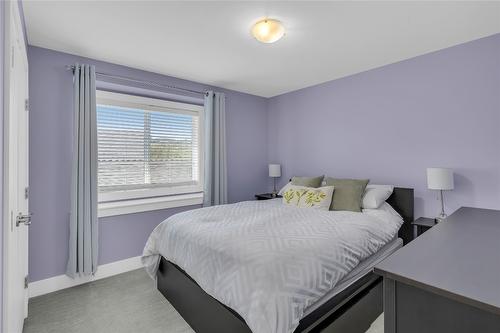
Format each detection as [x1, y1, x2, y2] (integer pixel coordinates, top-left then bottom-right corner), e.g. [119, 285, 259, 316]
[203, 91, 228, 206]
[67, 64, 98, 277]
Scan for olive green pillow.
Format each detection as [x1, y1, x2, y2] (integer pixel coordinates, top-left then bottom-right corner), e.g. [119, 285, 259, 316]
[291, 176, 324, 188]
[324, 177, 369, 212]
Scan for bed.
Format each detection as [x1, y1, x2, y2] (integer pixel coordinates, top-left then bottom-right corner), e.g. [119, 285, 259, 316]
[142, 187, 414, 333]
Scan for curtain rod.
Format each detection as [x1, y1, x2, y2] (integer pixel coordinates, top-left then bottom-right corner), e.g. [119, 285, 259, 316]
[65, 65, 208, 96]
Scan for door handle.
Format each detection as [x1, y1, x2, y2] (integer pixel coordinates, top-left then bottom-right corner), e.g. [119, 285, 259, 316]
[16, 212, 32, 227]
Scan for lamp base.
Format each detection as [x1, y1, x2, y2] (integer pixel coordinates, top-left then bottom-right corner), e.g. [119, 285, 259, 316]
[435, 212, 447, 223]
[435, 189, 448, 223]
[271, 191, 277, 198]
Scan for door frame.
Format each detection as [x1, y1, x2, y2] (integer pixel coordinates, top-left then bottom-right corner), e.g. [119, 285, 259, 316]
[2, 1, 29, 332]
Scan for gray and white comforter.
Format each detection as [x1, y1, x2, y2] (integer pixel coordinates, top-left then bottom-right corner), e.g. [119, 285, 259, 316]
[142, 199, 403, 333]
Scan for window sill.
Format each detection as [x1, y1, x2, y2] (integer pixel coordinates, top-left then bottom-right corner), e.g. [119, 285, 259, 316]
[98, 192, 203, 218]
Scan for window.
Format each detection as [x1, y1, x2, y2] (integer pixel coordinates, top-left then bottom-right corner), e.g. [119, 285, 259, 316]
[96, 91, 204, 214]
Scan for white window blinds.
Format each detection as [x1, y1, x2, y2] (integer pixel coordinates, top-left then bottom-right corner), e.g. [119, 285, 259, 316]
[96, 91, 203, 200]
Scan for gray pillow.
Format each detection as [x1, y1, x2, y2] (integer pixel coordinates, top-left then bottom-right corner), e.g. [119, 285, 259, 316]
[324, 177, 369, 212]
[291, 176, 324, 188]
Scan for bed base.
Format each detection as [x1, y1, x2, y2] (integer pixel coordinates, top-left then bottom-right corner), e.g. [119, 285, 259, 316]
[157, 187, 413, 332]
[158, 257, 382, 333]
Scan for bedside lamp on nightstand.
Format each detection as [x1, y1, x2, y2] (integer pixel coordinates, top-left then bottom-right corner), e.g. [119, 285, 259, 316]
[269, 164, 281, 197]
[427, 167, 454, 222]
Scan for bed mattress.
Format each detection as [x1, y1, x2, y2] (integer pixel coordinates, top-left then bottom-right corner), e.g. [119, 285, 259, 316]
[304, 237, 403, 316]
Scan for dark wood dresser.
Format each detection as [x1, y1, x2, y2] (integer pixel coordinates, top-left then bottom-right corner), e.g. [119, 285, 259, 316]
[375, 207, 500, 333]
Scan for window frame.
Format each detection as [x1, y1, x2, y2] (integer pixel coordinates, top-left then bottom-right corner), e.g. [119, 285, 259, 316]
[96, 90, 204, 214]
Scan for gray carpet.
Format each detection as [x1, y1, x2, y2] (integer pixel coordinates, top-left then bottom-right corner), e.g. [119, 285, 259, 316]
[24, 269, 194, 333]
[24, 269, 383, 333]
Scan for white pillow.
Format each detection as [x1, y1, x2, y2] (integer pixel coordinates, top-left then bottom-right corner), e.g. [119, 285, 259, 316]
[282, 185, 334, 210]
[362, 185, 394, 209]
[278, 182, 292, 195]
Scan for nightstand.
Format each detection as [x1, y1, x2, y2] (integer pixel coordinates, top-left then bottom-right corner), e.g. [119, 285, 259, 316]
[255, 193, 282, 200]
[412, 217, 437, 240]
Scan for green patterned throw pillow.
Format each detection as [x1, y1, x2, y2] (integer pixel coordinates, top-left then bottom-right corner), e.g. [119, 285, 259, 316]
[282, 185, 334, 210]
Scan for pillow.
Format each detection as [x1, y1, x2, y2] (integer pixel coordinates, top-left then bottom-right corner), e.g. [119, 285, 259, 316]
[278, 175, 324, 195]
[291, 176, 324, 188]
[282, 185, 334, 210]
[362, 185, 394, 209]
[324, 177, 369, 212]
[278, 182, 292, 196]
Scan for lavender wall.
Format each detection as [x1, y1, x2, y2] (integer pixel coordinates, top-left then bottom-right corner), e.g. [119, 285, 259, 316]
[28, 46, 268, 282]
[268, 33, 500, 218]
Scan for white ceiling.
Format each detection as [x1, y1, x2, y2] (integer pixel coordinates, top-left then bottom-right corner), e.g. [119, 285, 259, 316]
[24, 1, 500, 97]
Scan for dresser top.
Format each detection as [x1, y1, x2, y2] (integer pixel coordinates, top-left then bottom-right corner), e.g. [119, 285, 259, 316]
[375, 207, 500, 315]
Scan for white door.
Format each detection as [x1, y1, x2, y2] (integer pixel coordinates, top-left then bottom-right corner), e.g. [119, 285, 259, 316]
[3, 1, 30, 332]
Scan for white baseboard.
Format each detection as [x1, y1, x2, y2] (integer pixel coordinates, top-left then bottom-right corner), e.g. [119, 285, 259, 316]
[29, 256, 143, 298]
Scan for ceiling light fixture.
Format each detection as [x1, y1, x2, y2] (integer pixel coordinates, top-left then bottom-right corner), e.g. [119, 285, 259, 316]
[251, 19, 285, 44]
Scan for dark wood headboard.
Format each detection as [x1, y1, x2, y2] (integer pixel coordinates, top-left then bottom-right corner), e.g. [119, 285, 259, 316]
[387, 187, 414, 244]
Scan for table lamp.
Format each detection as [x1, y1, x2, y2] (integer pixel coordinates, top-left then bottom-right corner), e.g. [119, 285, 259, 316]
[269, 164, 281, 197]
[427, 167, 454, 222]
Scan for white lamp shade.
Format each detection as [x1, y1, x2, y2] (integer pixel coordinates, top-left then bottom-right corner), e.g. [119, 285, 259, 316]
[268, 164, 281, 178]
[427, 168, 454, 190]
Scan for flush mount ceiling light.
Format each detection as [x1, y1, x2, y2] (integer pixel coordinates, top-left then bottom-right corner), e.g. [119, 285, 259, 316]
[251, 19, 285, 43]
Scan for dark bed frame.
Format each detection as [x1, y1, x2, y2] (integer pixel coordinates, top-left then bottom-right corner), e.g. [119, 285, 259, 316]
[157, 187, 414, 333]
